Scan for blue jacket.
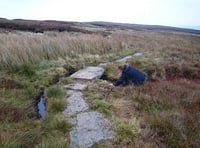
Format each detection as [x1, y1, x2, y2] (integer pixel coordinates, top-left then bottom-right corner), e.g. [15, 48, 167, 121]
[113, 65, 146, 86]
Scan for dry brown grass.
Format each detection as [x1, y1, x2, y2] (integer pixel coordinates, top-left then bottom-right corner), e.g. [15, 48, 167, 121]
[1, 29, 200, 68]
[111, 99, 135, 118]
[111, 30, 200, 51]
[0, 31, 125, 67]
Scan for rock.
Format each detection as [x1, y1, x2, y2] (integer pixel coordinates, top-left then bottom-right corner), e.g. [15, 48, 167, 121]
[64, 81, 89, 91]
[97, 63, 108, 68]
[70, 66, 104, 80]
[70, 111, 115, 148]
[133, 52, 143, 57]
[116, 55, 133, 62]
[63, 91, 88, 115]
[116, 52, 143, 62]
[67, 117, 77, 125]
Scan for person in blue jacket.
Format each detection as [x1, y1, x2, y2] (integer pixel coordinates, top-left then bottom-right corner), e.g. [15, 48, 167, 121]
[113, 64, 146, 86]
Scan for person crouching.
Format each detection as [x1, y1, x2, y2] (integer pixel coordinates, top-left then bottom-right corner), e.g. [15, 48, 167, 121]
[113, 64, 146, 86]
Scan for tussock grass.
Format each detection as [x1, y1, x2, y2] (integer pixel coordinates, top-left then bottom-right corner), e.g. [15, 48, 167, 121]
[48, 98, 66, 113]
[90, 99, 112, 115]
[45, 86, 66, 113]
[112, 117, 140, 145]
[41, 114, 72, 134]
[1, 114, 71, 147]
[45, 86, 64, 99]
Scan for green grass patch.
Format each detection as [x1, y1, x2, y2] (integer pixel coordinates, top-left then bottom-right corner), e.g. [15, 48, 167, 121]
[91, 99, 112, 116]
[112, 117, 140, 146]
[45, 86, 64, 99]
[45, 86, 65, 113]
[0, 87, 34, 106]
[48, 98, 66, 113]
[41, 114, 72, 133]
[1, 115, 71, 147]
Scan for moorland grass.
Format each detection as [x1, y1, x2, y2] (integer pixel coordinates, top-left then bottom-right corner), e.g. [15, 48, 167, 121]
[85, 46, 200, 147]
[1, 28, 200, 147]
[90, 99, 112, 116]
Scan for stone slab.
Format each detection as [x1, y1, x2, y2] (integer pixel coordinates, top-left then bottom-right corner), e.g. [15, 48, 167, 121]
[116, 55, 132, 62]
[116, 52, 143, 62]
[63, 91, 88, 115]
[97, 63, 108, 68]
[70, 111, 115, 148]
[70, 66, 104, 80]
[66, 117, 77, 125]
[133, 52, 143, 57]
[64, 82, 89, 91]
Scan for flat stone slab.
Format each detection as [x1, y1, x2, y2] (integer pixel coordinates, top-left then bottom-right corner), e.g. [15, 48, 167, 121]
[70, 111, 115, 148]
[70, 66, 104, 80]
[67, 117, 77, 125]
[133, 52, 143, 57]
[116, 55, 133, 62]
[63, 90, 88, 115]
[116, 52, 143, 62]
[97, 63, 108, 68]
[64, 82, 89, 91]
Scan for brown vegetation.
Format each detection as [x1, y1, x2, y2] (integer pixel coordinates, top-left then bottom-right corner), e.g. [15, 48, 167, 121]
[0, 18, 91, 33]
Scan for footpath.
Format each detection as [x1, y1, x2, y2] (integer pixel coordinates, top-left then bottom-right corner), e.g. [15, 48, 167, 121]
[63, 52, 143, 148]
[64, 66, 115, 148]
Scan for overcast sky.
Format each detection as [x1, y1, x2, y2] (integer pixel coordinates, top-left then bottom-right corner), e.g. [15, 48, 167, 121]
[0, 0, 200, 29]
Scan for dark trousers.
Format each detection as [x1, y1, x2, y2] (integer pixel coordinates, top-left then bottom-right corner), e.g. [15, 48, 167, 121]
[123, 77, 145, 86]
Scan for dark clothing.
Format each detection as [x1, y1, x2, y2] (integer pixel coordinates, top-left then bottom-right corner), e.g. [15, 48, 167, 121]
[113, 65, 146, 86]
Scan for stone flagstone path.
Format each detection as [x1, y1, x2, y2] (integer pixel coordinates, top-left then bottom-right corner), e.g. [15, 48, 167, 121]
[64, 66, 115, 148]
[63, 53, 143, 148]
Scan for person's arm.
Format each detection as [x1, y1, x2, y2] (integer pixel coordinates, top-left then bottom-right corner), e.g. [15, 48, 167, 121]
[113, 73, 125, 86]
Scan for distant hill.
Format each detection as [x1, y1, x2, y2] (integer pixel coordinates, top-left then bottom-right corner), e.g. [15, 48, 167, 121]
[180, 25, 200, 30]
[0, 18, 200, 35]
[89, 21, 200, 35]
[0, 18, 91, 33]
